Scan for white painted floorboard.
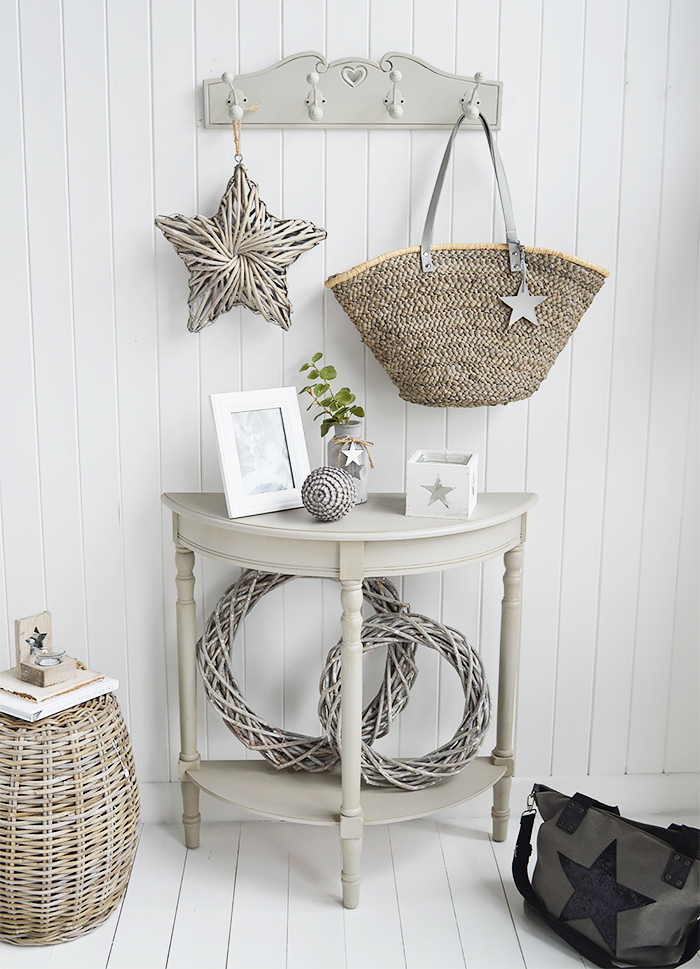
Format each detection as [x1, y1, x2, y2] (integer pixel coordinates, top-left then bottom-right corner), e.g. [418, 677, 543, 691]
[0, 817, 698, 969]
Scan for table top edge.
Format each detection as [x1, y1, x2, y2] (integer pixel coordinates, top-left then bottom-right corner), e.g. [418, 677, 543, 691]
[161, 492, 538, 543]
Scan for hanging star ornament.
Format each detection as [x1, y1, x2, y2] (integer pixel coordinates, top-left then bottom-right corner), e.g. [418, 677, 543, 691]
[422, 475, 455, 508]
[341, 441, 365, 467]
[558, 840, 655, 953]
[500, 271, 547, 328]
[155, 164, 326, 332]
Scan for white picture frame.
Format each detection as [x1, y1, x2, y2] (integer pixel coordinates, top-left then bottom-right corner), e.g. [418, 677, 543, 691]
[210, 387, 311, 518]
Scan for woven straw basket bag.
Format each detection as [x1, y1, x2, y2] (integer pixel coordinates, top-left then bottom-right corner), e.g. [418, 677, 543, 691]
[326, 114, 609, 408]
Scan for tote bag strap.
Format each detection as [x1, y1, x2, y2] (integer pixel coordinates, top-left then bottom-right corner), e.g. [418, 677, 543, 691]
[420, 112, 522, 274]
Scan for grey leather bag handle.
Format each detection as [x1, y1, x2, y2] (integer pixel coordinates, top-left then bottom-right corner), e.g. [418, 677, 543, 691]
[420, 112, 523, 274]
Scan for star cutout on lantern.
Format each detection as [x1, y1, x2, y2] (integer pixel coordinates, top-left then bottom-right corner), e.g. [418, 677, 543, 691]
[558, 840, 655, 953]
[341, 441, 364, 467]
[422, 475, 455, 507]
[155, 164, 326, 332]
[500, 273, 547, 328]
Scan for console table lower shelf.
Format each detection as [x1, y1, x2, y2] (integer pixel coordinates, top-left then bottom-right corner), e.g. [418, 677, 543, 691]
[185, 757, 507, 825]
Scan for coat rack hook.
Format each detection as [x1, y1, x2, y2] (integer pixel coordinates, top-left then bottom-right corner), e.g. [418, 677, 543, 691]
[305, 71, 325, 121]
[384, 69, 404, 119]
[221, 72, 246, 121]
[461, 71, 485, 120]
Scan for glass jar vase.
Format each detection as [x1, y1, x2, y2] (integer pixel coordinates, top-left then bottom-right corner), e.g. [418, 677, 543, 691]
[325, 420, 370, 504]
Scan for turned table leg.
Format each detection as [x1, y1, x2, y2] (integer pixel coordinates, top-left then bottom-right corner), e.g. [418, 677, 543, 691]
[491, 542, 524, 842]
[339, 578, 364, 909]
[175, 545, 201, 848]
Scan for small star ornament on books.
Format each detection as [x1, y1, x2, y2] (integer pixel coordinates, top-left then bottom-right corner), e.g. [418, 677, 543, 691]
[156, 164, 326, 332]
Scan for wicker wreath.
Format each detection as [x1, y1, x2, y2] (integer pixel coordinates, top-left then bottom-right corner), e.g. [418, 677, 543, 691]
[197, 569, 417, 772]
[319, 612, 491, 790]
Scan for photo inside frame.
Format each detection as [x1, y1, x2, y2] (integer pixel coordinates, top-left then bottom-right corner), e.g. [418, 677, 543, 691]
[230, 407, 294, 496]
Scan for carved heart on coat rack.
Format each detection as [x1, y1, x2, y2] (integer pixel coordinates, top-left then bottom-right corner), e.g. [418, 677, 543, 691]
[340, 65, 368, 88]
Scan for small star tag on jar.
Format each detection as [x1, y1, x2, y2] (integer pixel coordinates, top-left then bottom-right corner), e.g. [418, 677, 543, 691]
[341, 441, 365, 467]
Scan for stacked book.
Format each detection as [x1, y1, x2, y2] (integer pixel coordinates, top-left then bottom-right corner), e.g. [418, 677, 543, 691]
[0, 665, 118, 722]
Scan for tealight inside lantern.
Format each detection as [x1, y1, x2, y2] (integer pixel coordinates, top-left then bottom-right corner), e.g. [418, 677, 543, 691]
[405, 449, 478, 520]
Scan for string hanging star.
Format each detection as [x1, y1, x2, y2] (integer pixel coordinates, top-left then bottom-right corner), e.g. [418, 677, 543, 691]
[500, 272, 547, 328]
[341, 441, 365, 467]
[558, 840, 655, 953]
[155, 165, 326, 332]
[422, 476, 455, 507]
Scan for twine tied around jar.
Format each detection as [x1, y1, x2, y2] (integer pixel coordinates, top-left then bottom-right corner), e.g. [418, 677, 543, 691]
[331, 436, 375, 469]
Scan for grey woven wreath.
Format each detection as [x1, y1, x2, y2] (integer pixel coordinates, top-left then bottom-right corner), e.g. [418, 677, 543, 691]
[319, 612, 491, 789]
[197, 570, 416, 772]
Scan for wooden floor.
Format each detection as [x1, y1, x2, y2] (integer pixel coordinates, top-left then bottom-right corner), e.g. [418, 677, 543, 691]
[1, 816, 698, 969]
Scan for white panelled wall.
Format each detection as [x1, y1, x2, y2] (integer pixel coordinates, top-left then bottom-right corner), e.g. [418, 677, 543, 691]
[0, 0, 697, 815]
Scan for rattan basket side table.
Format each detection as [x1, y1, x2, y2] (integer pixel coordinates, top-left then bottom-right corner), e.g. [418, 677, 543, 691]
[0, 692, 140, 946]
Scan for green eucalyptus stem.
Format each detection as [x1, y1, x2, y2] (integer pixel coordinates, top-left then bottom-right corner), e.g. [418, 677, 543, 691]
[298, 351, 365, 436]
[301, 385, 338, 422]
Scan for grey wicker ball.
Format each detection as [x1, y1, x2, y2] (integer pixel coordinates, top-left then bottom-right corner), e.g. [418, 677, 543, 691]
[301, 467, 356, 521]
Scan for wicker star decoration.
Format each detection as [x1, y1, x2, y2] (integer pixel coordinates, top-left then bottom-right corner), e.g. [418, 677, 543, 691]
[155, 164, 326, 332]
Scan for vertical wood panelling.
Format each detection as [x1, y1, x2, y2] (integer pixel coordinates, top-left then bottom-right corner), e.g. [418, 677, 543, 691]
[522, 0, 586, 777]
[552, 0, 627, 777]
[588, 0, 671, 775]
[665, 322, 699, 773]
[626, 0, 699, 774]
[105, 0, 168, 776]
[63, 0, 129, 686]
[152, 0, 200, 776]
[0, 0, 697, 794]
[18, 0, 88, 665]
[0, 0, 45, 669]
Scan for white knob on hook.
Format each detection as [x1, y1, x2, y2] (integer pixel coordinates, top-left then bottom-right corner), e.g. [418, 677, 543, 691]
[222, 72, 246, 121]
[305, 71, 325, 121]
[384, 68, 404, 120]
[463, 71, 485, 120]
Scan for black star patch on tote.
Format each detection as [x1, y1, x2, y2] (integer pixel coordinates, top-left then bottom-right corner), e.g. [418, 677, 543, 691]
[558, 840, 655, 952]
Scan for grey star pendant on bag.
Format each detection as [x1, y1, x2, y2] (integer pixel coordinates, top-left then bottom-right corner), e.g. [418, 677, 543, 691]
[156, 164, 326, 332]
[500, 271, 547, 328]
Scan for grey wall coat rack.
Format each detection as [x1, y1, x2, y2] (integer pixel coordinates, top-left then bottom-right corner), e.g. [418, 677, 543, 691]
[204, 52, 502, 130]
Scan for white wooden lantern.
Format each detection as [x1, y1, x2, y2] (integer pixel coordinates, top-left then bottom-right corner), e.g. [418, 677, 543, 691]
[405, 450, 478, 520]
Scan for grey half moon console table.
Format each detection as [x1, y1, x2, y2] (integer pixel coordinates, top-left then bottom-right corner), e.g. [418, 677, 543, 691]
[161, 491, 537, 909]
